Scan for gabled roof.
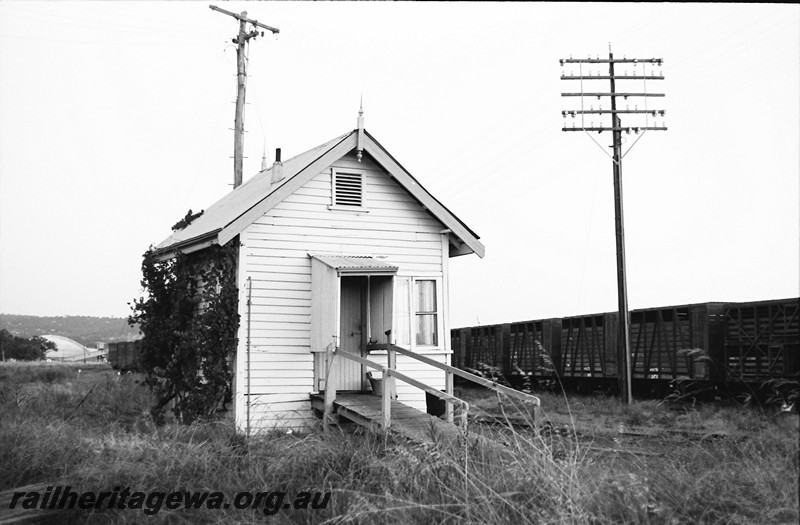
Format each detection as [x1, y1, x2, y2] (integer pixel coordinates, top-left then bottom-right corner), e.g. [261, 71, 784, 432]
[154, 129, 484, 258]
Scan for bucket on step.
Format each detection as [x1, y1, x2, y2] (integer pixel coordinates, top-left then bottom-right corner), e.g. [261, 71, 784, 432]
[367, 371, 383, 396]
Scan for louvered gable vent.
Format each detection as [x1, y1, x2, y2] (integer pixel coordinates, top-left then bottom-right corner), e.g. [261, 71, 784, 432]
[333, 170, 364, 207]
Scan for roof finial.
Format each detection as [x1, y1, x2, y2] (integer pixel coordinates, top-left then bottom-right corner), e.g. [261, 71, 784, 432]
[261, 144, 268, 172]
[358, 95, 364, 128]
[356, 94, 365, 162]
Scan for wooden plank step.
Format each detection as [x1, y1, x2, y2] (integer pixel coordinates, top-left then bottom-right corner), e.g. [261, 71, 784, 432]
[311, 393, 492, 449]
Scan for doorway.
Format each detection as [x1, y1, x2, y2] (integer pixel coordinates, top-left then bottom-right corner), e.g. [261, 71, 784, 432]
[337, 276, 367, 391]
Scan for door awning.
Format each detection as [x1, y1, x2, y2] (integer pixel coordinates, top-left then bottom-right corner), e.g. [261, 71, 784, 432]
[309, 254, 399, 276]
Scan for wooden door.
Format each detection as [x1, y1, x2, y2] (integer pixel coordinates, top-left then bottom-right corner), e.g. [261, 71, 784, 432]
[338, 277, 366, 391]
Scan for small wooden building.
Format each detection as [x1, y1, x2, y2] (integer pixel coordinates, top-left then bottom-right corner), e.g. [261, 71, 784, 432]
[155, 116, 484, 432]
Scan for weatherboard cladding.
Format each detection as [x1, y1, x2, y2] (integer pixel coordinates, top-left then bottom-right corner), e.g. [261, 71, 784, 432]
[237, 152, 450, 430]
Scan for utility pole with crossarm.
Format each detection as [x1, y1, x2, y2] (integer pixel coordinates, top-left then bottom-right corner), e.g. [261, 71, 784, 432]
[560, 48, 667, 405]
[210, 4, 279, 189]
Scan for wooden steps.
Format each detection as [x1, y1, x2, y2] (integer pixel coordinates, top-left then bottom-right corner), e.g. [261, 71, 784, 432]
[310, 392, 469, 447]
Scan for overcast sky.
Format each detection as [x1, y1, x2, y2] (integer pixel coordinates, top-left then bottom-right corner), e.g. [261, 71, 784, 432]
[1, 2, 798, 328]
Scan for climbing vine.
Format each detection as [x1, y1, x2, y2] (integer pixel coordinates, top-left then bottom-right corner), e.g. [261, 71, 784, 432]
[129, 240, 240, 425]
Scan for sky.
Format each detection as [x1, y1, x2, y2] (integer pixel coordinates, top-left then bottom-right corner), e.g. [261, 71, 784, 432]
[0, 2, 798, 329]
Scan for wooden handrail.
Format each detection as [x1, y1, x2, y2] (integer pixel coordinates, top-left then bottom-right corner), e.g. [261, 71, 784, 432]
[335, 349, 385, 371]
[385, 367, 468, 412]
[337, 350, 467, 408]
[325, 344, 540, 433]
[390, 344, 541, 407]
[334, 349, 469, 430]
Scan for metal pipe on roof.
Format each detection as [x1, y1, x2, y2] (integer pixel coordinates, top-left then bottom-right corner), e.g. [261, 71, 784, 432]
[271, 148, 284, 184]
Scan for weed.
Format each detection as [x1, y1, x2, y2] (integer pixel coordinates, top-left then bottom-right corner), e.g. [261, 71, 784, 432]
[2, 363, 798, 524]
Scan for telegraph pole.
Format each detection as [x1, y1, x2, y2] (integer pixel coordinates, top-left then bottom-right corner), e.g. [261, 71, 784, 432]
[560, 49, 666, 405]
[210, 5, 279, 188]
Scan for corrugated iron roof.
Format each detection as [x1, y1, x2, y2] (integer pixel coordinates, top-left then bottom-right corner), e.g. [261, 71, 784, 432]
[310, 254, 398, 275]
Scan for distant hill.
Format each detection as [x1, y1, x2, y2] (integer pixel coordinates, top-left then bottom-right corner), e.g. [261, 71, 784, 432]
[0, 314, 140, 347]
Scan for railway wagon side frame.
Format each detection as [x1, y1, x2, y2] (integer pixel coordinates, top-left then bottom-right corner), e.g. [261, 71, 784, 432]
[450, 299, 797, 398]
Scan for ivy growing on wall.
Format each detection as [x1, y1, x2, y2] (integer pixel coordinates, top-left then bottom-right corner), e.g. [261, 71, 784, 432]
[129, 240, 239, 425]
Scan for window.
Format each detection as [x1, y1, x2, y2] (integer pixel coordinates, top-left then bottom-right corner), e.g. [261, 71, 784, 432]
[393, 277, 441, 349]
[331, 169, 365, 209]
[414, 280, 438, 346]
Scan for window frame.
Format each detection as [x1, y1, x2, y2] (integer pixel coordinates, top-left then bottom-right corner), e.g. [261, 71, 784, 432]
[392, 276, 444, 351]
[413, 279, 439, 347]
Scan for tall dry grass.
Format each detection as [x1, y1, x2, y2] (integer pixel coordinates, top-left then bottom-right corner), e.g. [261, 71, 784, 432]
[2, 363, 798, 524]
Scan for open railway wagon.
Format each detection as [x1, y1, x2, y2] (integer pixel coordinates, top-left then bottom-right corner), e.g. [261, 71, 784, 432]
[451, 298, 799, 399]
[107, 340, 142, 371]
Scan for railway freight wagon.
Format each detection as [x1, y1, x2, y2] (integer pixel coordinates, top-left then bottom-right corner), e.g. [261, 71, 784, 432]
[451, 298, 798, 398]
[722, 299, 799, 391]
[557, 302, 726, 396]
[107, 341, 142, 371]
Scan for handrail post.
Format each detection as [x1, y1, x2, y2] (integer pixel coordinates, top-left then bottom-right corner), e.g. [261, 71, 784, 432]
[381, 370, 392, 430]
[445, 370, 454, 423]
[532, 403, 542, 433]
[387, 343, 397, 400]
[323, 342, 337, 430]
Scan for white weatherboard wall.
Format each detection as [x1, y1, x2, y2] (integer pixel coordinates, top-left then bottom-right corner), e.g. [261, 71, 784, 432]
[235, 152, 451, 432]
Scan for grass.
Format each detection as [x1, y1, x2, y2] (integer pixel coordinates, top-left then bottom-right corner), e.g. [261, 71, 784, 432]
[2, 362, 798, 524]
